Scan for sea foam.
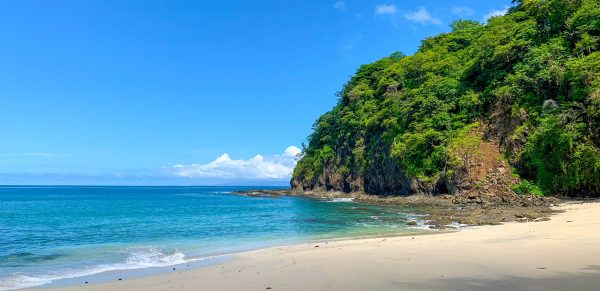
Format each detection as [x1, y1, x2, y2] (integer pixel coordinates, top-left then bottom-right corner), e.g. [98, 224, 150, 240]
[326, 197, 355, 203]
[0, 247, 190, 291]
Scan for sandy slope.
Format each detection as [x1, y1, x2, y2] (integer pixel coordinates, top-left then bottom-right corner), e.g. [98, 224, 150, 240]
[42, 202, 600, 291]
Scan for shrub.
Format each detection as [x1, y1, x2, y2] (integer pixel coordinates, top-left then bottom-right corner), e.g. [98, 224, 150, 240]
[513, 180, 545, 196]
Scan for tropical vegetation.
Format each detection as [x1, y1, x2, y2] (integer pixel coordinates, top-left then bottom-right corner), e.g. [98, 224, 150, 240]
[292, 0, 600, 197]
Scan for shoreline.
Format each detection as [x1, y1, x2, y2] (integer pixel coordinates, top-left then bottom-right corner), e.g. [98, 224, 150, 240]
[34, 201, 600, 291]
[27, 224, 443, 290]
[6, 190, 451, 291]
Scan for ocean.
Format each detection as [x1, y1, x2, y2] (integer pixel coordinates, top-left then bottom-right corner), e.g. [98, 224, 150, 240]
[0, 186, 430, 290]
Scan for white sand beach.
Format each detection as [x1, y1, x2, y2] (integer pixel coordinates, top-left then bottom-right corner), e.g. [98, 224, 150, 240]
[40, 202, 600, 291]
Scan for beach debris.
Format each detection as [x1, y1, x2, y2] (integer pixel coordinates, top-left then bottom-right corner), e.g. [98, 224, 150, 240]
[315, 245, 319, 248]
[266, 287, 272, 290]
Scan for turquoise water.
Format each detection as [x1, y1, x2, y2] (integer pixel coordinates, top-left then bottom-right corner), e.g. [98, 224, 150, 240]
[0, 186, 428, 290]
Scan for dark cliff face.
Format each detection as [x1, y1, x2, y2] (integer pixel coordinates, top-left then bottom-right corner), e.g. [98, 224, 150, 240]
[292, 0, 600, 197]
[291, 151, 415, 195]
[290, 141, 461, 195]
[291, 135, 449, 195]
[361, 153, 415, 195]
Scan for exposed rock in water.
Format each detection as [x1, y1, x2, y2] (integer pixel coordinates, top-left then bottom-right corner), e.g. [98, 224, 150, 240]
[237, 187, 563, 228]
[233, 189, 291, 198]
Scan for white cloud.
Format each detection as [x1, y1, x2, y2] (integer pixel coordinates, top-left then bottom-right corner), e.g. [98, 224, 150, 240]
[171, 146, 302, 180]
[283, 145, 301, 157]
[375, 4, 397, 16]
[333, 1, 346, 11]
[451, 6, 474, 17]
[403, 7, 441, 25]
[484, 7, 509, 22]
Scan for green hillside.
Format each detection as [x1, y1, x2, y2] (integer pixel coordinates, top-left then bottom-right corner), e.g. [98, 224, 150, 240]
[292, 0, 600, 197]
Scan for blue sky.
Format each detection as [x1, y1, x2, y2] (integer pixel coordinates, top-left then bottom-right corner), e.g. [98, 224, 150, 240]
[0, 0, 511, 185]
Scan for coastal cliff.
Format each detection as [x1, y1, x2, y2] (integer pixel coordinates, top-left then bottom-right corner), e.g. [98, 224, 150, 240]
[292, 0, 600, 197]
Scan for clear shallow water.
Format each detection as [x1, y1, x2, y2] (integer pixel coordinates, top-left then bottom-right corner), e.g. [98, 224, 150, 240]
[0, 186, 429, 290]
